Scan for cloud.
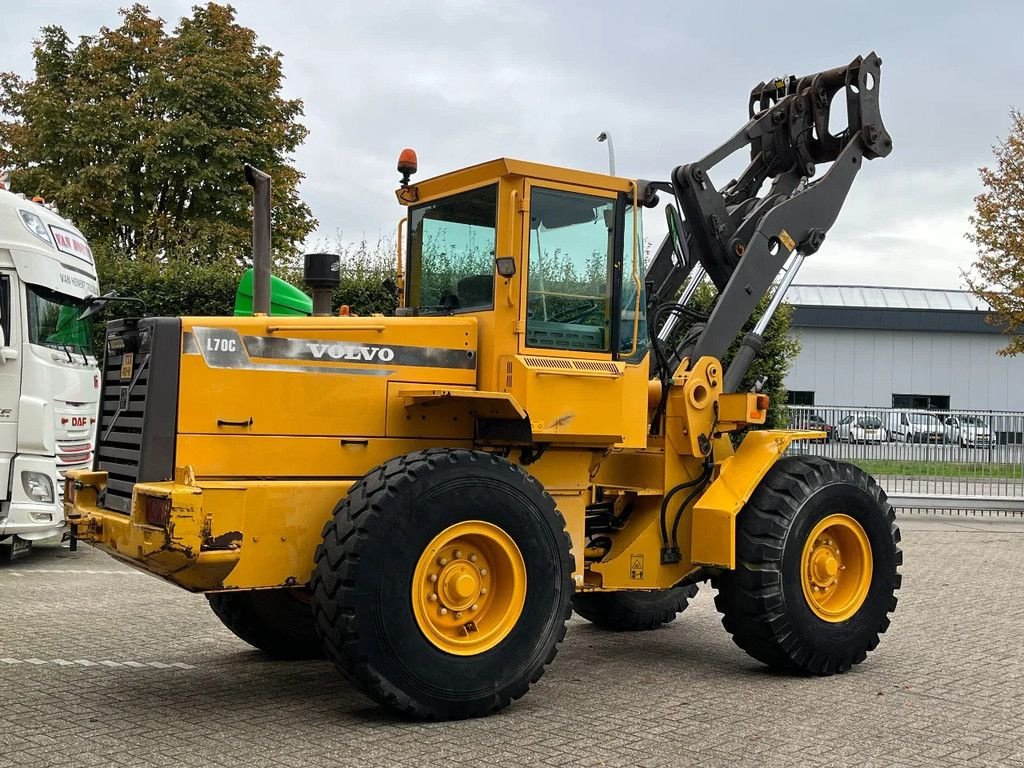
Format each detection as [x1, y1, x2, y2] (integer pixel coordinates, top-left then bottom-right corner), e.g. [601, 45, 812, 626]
[1, 1, 1020, 288]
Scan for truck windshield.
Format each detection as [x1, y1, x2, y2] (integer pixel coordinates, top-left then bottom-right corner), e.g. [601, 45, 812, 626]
[26, 283, 92, 356]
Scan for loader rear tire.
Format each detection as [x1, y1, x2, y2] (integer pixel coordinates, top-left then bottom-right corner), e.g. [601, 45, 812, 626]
[311, 448, 574, 720]
[207, 589, 323, 659]
[574, 585, 698, 631]
[714, 456, 901, 676]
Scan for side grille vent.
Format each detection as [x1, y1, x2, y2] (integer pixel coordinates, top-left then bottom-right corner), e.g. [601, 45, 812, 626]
[520, 356, 620, 375]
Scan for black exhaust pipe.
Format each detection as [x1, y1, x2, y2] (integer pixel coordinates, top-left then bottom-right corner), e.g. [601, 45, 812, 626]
[244, 164, 272, 316]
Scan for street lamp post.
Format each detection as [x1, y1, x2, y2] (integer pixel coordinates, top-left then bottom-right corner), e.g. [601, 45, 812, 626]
[596, 131, 616, 176]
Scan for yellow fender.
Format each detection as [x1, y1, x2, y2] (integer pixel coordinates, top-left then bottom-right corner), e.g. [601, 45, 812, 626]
[690, 429, 823, 569]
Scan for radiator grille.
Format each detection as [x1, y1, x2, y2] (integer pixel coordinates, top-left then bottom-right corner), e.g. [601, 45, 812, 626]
[96, 349, 148, 512]
[93, 318, 181, 514]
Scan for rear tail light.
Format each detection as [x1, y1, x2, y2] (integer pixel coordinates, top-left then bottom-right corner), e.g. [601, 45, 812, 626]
[143, 495, 172, 527]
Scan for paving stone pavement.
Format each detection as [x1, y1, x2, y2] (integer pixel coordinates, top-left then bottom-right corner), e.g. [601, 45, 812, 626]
[1, 517, 1022, 768]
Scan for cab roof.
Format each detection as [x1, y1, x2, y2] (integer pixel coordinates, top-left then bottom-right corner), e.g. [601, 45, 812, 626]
[396, 157, 635, 206]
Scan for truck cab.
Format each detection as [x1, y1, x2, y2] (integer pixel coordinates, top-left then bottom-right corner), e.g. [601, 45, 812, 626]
[0, 189, 99, 557]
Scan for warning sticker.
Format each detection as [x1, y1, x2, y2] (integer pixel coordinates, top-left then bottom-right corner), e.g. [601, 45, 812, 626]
[778, 229, 796, 251]
[629, 554, 644, 580]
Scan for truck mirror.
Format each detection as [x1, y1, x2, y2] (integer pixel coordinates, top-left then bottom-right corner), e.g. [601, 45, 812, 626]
[665, 204, 686, 266]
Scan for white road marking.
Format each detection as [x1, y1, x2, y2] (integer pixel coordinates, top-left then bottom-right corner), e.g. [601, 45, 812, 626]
[0, 569, 141, 576]
[0, 657, 195, 670]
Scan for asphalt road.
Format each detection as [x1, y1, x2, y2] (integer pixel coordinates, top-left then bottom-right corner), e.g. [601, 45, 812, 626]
[1, 517, 1023, 768]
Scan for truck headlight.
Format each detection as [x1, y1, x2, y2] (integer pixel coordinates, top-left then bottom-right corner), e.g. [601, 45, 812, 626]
[18, 209, 54, 247]
[22, 471, 55, 503]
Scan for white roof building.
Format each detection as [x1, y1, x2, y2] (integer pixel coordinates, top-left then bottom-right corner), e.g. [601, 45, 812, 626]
[783, 284, 1019, 411]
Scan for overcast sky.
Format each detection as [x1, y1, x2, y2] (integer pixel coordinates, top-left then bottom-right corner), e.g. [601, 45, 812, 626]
[2, 1, 1022, 288]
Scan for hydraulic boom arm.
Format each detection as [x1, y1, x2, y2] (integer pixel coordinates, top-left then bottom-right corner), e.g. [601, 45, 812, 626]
[646, 52, 891, 386]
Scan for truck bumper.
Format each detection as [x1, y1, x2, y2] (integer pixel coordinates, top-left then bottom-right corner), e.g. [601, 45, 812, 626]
[0, 501, 67, 541]
[64, 469, 349, 592]
[1, 455, 68, 541]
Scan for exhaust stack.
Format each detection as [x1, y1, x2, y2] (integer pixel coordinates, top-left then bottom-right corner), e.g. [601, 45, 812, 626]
[244, 164, 272, 316]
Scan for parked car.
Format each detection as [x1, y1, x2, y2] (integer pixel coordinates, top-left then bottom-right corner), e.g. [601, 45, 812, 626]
[892, 411, 946, 443]
[943, 415, 994, 448]
[835, 413, 886, 443]
[792, 412, 835, 442]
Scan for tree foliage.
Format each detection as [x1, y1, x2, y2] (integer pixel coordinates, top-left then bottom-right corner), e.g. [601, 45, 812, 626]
[0, 3, 315, 263]
[689, 282, 801, 429]
[967, 108, 1024, 355]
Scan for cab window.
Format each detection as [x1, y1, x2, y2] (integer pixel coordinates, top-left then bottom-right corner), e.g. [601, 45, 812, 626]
[618, 203, 648, 361]
[407, 185, 497, 313]
[526, 188, 614, 352]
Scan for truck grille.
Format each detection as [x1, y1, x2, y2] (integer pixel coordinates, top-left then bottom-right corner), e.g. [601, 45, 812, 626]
[95, 318, 181, 514]
[57, 439, 93, 501]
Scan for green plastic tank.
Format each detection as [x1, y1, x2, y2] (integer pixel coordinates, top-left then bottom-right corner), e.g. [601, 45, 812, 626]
[233, 268, 313, 317]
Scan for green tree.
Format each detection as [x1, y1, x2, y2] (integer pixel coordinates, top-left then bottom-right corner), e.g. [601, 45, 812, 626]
[0, 3, 314, 263]
[687, 281, 801, 428]
[966, 108, 1024, 354]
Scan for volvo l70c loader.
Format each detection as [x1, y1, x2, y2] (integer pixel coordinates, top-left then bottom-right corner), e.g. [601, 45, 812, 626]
[66, 53, 900, 720]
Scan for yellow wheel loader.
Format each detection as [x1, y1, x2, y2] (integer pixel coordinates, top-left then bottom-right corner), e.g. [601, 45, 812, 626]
[66, 53, 900, 720]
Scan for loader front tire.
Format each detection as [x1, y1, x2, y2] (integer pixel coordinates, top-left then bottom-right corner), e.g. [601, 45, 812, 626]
[311, 449, 574, 720]
[574, 585, 698, 631]
[207, 588, 323, 659]
[714, 456, 901, 676]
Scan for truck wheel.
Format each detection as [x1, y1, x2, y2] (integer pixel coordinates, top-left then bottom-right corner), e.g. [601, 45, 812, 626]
[207, 589, 323, 659]
[574, 585, 698, 631]
[311, 449, 573, 720]
[714, 456, 901, 675]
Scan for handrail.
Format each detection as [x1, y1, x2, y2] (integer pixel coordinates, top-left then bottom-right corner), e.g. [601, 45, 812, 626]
[266, 324, 386, 334]
[396, 217, 407, 307]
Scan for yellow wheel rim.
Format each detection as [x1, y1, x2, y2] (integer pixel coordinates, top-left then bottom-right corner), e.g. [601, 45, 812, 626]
[800, 514, 873, 623]
[412, 521, 526, 656]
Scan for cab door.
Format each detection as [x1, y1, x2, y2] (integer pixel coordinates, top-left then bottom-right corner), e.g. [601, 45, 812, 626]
[499, 180, 648, 448]
[0, 272, 22, 499]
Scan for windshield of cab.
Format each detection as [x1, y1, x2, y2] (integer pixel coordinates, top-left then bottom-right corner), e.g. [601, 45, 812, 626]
[407, 185, 497, 314]
[26, 283, 93, 357]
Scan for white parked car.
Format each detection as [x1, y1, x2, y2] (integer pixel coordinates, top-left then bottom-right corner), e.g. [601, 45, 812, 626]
[891, 411, 946, 444]
[836, 413, 886, 443]
[943, 415, 994, 448]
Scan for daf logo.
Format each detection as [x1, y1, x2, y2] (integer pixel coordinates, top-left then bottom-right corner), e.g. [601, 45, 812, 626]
[306, 343, 396, 363]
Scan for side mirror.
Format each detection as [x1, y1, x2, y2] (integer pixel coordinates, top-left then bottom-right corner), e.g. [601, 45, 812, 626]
[665, 204, 686, 266]
[78, 292, 148, 321]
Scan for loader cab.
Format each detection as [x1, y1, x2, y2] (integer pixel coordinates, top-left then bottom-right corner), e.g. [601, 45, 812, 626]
[399, 158, 650, 395]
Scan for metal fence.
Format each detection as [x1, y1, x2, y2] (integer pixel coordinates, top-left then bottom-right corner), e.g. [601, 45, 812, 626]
[784, 405, 1024, 516]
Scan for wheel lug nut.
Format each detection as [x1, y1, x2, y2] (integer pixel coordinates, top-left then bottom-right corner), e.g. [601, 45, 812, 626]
[479, 568, 487, 576]
[439, 607, 448, 616]
[470, 604, 478, 611]
[453, 550, 463, 559]
[480, 587, 487, 595]
[469, 554, 477, 562]
[454, 612, 462, 619]
[438, 557, 448, 566]
[428, 574, 438, 583]
[428, 593, 437, 602]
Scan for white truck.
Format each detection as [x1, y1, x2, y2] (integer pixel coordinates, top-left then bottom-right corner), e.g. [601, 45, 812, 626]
[0, 189, 99, 559]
